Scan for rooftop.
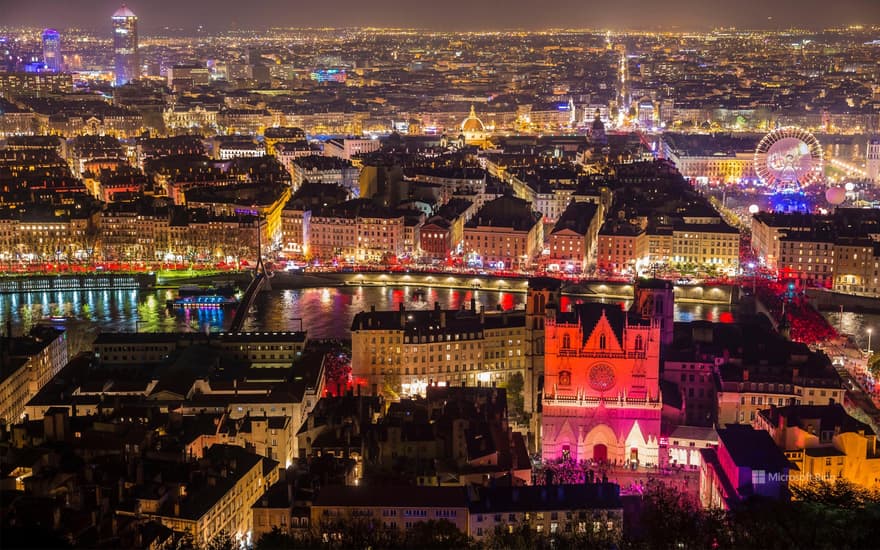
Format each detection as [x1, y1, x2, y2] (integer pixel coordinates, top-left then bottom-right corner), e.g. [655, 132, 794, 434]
[469, 483, 622, 513]
[314, 485, 467, 509]
[717, 425, 793, 473]
[112, 5, 137, 18]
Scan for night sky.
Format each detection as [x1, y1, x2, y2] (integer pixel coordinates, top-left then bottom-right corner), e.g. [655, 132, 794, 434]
[1, 0, 878, 31]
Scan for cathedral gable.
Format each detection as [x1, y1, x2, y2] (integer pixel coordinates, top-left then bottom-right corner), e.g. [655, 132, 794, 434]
[582, 309, 624, 352]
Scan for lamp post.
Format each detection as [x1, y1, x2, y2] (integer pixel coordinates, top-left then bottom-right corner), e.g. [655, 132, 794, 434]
[747, 262, 756, 295]
[868, 328, 873, 355]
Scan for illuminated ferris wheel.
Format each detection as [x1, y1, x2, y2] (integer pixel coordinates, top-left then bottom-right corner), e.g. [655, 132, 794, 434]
[753, 127, 824, 192]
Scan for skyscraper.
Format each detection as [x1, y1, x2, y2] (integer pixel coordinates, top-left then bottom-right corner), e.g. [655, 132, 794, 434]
[42, 28, 61, 72]
[868, 136, 880, 185]
[112, 5, 139, 86]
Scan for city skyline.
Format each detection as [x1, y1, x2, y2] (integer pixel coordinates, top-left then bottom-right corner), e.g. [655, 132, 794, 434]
[1, 0, 879, 31]
[1, 4, 880, 547]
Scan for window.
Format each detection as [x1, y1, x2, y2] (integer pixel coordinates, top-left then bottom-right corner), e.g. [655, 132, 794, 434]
[562, 334, 571, 349]
[599, 334, 606, 350]
[559, 370, 572, 386]
[634, 335, 643, 350]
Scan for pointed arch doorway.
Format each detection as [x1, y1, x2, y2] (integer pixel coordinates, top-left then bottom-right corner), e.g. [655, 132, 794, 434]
[593, 443, 608, 463]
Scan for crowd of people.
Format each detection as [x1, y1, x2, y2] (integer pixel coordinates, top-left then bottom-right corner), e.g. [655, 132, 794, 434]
[755, 282, 838, 345]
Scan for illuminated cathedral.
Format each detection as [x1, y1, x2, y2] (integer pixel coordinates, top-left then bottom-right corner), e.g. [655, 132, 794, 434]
[541, 283, 670, 466]
[459, 105, 492, 147]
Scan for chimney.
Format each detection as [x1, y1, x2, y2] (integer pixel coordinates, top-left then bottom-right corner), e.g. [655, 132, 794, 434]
[742, 369, 749, 382]
[471, 297, 477, 312]
[441, 311, 446, 328]
[434, 301, 440, 311]
[480, 305, 485, 324]
[174, 502, 180, 517]
[792, 368, 799, 380]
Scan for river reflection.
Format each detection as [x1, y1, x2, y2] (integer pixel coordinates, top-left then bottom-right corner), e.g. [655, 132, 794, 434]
[824, 310, 880, 354]
[0, 285, 737, 342]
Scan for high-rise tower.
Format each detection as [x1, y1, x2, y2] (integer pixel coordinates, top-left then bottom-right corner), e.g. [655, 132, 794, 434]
[868, 136, 880, 184]
[112, 5, 139, 86]
[42, 29, 61, 72]
[633, 279, 674, 347]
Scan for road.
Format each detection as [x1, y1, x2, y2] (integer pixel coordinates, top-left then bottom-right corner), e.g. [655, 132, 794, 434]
[818, 342, 880, 433]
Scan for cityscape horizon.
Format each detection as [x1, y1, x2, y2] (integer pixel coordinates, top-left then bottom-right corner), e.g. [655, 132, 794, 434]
[2, 0, 879, 32]
[1, 2, 879, 549]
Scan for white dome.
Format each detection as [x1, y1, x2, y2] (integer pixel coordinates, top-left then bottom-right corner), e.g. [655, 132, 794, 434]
[113, 5, 137, 18]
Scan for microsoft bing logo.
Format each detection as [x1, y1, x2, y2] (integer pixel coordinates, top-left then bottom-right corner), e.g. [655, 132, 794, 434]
[752, 470, 766, 485]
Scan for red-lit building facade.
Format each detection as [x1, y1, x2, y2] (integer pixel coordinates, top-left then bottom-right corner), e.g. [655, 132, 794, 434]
[542, 301, 663, 466]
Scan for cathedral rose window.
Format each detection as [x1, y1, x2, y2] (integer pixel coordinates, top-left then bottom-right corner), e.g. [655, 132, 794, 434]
[589, 363, 615, 392]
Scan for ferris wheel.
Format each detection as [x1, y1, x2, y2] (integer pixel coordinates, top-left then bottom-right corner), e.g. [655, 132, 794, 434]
[754, 127, 824, 192]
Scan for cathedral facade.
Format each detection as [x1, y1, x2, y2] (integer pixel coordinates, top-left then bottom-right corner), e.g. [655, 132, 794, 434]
[541, 301, 662, 466]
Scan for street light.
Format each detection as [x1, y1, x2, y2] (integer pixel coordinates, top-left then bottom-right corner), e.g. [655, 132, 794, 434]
[868, 328, 873, 355]
[747, 262, 756, 294]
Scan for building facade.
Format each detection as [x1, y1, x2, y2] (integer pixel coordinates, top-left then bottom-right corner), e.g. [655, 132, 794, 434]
[112, 5, 139, 86]
[0, 327, 68, 426]
[542, 302, 662, 466]
[42, 29, 61, 72]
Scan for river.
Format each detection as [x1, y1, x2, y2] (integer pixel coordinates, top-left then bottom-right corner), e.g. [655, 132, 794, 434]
[824, 310, 880, 355]
[0, 285, 737, 347]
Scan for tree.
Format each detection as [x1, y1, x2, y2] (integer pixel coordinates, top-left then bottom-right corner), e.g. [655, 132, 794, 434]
[323, 352, 352, 395]
[202, 531, 235, 550]
[383, 372, 402, 400]
[484, 523, 542, 550]
[308, 518, 403, 549]
[868, 353, 880, 379]
[789, 477, 879, 508]
[254, 527, 297, 550]
[404, 519, 472, 549]
[505, 372, 525, 417]
[631, 480, 730, 549]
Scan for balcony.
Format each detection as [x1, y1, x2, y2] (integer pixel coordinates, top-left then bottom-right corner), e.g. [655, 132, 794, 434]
[556, 349, 646, 360]
[544, 393, 661, 409]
